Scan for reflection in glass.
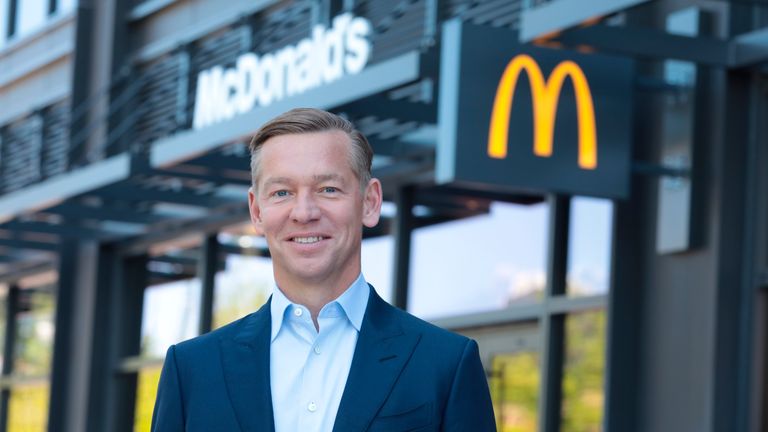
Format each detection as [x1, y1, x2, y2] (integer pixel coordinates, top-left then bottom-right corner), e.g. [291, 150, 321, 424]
[213, 255, 273, 329]
[13, 288, 55, 377]
[566, 197, 613, 296]
[490, 352, 540, 432]
[409, 201, 549, 320]
[561, 311, 606, 432]
[8, 382, 49, 432]
[140, 279, 201, 358]
[133, 366, 162, 432]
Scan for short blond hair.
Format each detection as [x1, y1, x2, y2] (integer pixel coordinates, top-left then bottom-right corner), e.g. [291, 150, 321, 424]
[248, 108, 373, 192]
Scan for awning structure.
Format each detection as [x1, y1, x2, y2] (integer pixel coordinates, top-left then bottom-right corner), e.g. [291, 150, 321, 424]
[0, 49, 510, 280]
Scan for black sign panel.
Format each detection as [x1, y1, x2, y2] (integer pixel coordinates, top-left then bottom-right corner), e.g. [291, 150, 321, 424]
[436, 20, 634, 199]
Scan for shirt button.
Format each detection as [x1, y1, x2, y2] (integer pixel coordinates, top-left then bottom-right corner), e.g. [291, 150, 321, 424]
[307, 402, 317, 412]
[293, 308, 303, 317]
[313, 345, 321, 355]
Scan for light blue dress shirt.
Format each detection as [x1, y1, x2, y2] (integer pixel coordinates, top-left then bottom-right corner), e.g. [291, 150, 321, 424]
[270, 274, 370, 432]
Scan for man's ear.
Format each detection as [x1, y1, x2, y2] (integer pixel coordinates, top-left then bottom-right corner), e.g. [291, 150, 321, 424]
[362, 178, 382, 228]
[248, 187, 263, 227]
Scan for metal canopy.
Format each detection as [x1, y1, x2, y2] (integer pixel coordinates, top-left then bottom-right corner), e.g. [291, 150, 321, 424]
[0, 20, 611, 282]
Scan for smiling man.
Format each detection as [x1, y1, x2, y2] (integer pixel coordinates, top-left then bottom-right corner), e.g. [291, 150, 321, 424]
[151, 108, 496, 431]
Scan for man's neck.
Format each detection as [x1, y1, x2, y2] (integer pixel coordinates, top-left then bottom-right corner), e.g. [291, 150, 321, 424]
[276, 273, 360, 328]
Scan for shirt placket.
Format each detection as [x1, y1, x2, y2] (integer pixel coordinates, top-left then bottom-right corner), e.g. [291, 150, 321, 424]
[294, 305, 321, 431]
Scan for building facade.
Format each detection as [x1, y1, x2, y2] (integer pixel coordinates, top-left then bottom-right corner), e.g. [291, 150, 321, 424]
[0, 0, 766, 431]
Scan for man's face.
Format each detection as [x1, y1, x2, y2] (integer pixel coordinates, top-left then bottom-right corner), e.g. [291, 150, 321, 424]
[248, 131, 381, 289]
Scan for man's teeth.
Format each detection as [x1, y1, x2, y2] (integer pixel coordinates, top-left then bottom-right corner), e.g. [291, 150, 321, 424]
[293, 236, 324, 244]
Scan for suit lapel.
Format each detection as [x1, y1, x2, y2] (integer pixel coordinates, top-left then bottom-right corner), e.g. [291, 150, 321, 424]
[220, 299, 275, 432]
[333, 288, 421, 432]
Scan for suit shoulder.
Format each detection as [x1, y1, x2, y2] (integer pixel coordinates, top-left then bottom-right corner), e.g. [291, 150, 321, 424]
[173, 312, 257, 355]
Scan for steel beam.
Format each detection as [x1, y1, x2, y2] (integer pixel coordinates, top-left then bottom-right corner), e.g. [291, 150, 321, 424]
[538, 195, 570, 432]
[337, 91, 436, 125]
[0, 221, 113, 239]
[197, 234, 219, 334]
[94, 183, 242, 208]
[150, 168, 252, 187]
[43, 203, 167, 224]
[520, 0, 651, 42]
[556, 24, 730, 67]
[392, 185, 415, 310]
[731, 27, 768, 68]
[0, 238, 59, 252]
[556, 23, 768, 69]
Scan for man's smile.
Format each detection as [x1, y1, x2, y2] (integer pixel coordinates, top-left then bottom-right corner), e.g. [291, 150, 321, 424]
[291, 236, 327, 244]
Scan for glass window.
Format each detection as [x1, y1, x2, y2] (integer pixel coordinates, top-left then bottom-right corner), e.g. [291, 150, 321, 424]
[139, 278, 201, 358]
[361, 235, 394, 303]
[8, 380, 49, 431]
[15, 0, 48, 38]
[56, 0, 77, 15]
[13, 288, 55, 377]
[133, 365, 162, 432]
[491, 352, 540, 432]
[213, 253, 272, 330]
[561, 310, 606, 432]
[408, 201, 549, 320]
[462, 323, 540, 432]
[8, 285, 56, 432]
[566, 197, 613, 296]
[132, 243, 202, 431]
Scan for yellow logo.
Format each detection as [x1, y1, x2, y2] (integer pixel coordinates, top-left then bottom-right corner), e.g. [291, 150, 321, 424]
[487, 54, 598, 170]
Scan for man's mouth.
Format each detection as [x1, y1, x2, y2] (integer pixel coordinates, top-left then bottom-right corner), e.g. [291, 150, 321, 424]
[291, 236, 325, 244]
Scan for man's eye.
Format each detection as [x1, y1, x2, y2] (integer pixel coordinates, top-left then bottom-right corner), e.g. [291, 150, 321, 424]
[273, 190, 289, 197]
[322, 187, 338, 193]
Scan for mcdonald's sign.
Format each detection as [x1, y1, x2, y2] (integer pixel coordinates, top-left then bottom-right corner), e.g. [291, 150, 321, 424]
[437, 20, 634, 199]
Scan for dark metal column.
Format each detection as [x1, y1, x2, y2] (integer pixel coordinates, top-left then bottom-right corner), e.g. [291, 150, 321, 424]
[198, 234, 219, 334]
[604, 188, 645, 432]
[0, 285, 19, 432]
[711, 67, 756, 432]
[86, 248, 148, 432]
[392, 185, 415, 311]
[48, 239, 85, 432]
[538, 194, 569, 432]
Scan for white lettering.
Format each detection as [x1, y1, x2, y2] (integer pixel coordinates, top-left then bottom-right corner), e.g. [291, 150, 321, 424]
[192, 14, 372, 129]
[192, 66, 224, 129]
[235, 53, 259, 114]
[322, 14, 349, 83]
[345, 16, 372, 74]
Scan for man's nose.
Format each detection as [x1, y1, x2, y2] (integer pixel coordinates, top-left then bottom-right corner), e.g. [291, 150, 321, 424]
[290, 192, 321, 223]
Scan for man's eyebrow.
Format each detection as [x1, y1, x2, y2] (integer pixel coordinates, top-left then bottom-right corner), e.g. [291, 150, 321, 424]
[262, 177, 293, 187]
[313, 173, 344, 182]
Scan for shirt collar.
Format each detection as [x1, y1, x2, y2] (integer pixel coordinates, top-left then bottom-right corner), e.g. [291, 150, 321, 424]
[270, 274, 370, 341]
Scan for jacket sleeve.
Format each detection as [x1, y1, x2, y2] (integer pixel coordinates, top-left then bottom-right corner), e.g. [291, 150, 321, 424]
[151, 345, 185, 432]
[442, 339, 497, 431]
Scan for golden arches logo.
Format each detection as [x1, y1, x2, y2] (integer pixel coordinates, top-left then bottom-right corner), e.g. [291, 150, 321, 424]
[487, 54, 598, 170]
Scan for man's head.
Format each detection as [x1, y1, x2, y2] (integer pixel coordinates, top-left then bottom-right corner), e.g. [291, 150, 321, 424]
[247, 108, 382, 292]
[248, 108, 373, 193]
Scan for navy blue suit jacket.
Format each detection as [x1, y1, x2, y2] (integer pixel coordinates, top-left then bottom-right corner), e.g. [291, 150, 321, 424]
[151, 287, 496, 431]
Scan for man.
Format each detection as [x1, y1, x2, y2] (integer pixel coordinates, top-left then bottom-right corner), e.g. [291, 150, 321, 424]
[151, 108, 496, 431]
